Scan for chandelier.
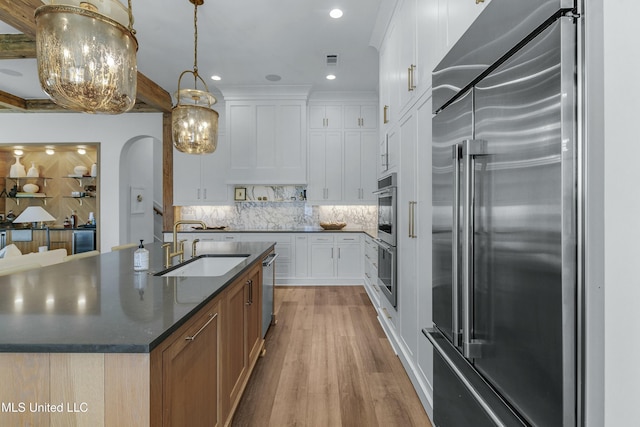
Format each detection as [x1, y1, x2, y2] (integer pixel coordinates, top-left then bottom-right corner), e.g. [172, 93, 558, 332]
[172, 0, 219, 155]
[34, 0, 138, 114]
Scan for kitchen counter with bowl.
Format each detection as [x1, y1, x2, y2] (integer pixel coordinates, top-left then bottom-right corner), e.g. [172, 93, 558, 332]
[0, 241, 275, 426]
[165, 226, 378, 238]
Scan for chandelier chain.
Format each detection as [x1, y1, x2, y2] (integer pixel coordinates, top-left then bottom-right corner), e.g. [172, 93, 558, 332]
[193, 1, 199, 77]
[128, 0, 135, 35]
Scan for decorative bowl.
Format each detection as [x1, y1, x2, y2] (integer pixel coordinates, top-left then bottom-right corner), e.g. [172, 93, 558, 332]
[74, 165, 89, 176]
[22, 183, 39, 193]
[319, 221, 347, 230]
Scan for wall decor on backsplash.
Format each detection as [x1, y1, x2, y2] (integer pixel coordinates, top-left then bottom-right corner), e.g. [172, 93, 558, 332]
[235, 185, 306, 202]
[179, 203, 376, 230]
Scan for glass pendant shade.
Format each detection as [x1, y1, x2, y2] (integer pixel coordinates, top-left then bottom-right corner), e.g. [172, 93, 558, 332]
[172, 87, 219, 154]
[35, 1, 138, 114]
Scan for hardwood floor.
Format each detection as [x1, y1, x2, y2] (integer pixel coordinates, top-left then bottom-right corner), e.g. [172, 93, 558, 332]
[231, 286, 433, 427]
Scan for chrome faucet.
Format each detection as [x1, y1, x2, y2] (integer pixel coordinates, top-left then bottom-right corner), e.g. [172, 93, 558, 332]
[164, 220, 207, 267]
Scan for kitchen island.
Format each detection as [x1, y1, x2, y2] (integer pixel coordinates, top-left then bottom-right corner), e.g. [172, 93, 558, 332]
[0, 241, 275, 426]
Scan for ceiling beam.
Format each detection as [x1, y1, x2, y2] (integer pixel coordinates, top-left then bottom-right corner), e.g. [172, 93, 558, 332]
[0, 89, 27, 110]
[0, 0, 40, 38]
[0, 0, 173, 113]
[0, 34, 35, 59]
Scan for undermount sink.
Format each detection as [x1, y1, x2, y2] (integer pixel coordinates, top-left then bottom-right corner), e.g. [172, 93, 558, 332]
[160, 255, 249, 277]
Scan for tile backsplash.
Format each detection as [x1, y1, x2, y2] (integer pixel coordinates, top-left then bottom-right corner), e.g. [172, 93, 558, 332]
[179, 204, 376, 230]
[178, 185, 376, 230]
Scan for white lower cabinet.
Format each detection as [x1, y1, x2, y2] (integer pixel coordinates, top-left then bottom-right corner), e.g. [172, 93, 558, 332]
[167, 232, 364, 284]
[294, 235, 309, 277]
[310, 236, 335, 278]
[309, 234, 362, 279]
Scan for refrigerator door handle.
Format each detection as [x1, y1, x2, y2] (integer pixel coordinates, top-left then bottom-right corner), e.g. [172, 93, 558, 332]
[452, 144, 462, 347]
[461, 139, 487, 359]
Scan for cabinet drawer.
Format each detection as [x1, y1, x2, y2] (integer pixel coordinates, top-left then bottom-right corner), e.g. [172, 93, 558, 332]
[337, 234, 360, 244]
[310, 235, 334, 244]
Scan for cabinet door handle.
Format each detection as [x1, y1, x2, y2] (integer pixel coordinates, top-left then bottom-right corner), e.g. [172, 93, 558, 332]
[383, 105, 389, 124]
[203, 188, 207, 200]
[408, 64, 416, 91]
[338, 248, 341, 259]
[246, 280, 252, 305]
[185, 313, 218, 341]
[409, 201, 417, 238]
[331, 248, 334, 259]
[197, 188, 201, 199]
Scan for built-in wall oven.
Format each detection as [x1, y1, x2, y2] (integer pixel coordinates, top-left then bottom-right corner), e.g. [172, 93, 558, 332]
[375, 173, 397, 246]
[376, 239, 396, 307]
[374, 173, 397, 307]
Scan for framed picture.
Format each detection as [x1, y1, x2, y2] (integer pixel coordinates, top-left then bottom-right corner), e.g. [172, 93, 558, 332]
[234, 187, 246, 201]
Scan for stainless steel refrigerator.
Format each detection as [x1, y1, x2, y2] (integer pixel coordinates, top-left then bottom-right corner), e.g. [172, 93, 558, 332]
[424, 0, 582, 425]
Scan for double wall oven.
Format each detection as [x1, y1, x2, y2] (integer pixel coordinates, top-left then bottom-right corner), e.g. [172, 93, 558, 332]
[374, 173, 397, 307]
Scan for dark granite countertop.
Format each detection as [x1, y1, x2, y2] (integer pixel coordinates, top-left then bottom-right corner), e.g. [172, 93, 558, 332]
[0, 226, 97, 231]
[165, 227, 378, 239]
[0, 241, 275, 354]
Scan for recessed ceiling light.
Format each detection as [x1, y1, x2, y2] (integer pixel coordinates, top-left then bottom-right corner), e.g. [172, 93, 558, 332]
[45, 148, 55, 155]
[13, 149, 24, 156]
[77, 148, 86, 155]
[329, 9, 343, 19]
[326, 74, 337, 80]
[265, 74, 282, 82]
[211, 75, 221, 81]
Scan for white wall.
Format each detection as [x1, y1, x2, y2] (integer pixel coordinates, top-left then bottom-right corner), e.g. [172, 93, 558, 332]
[119, 136, 157, 246]
[602, 0, 640, 425]
[0, 113, 163, 252]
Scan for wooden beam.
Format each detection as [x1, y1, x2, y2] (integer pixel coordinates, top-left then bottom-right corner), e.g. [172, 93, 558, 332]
[136, 72, 173, 114]
[0, 0, 41, 38]
[0, 0, 173, 113]
[162, 112, 175, 230]
[0, 33, 35, 58]
[0, 89, 27, 110]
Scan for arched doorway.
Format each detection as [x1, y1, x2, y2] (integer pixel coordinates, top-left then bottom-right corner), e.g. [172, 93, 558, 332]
[118, 136, 163, 246]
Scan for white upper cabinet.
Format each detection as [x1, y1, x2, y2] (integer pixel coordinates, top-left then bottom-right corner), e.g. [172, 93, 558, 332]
[307, 131, 343, 203]
[173, 134, 229, 206]
[226, 101, 306, 184]
[379, 19, 399, 129]
[309, 105, 342, 129]
[379, 0, 492, 123]
[416, 0, 442, 92]
[308, 99, 378, 204]
[397, 0, 418, 112]
[444, 0, 492, 52]
[343, 105, 378, 130]
[344, 131, 378, 202]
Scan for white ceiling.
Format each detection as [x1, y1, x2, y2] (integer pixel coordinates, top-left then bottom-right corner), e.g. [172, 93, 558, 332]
[0, 0, 385, 103]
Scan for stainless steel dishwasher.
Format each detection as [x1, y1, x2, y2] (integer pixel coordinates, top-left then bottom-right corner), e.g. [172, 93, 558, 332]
[262, 252, 278, 338]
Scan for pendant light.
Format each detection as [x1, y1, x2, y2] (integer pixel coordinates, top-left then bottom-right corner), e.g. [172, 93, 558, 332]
[172, 0, 219, 155]
[34, 0, 138, 114]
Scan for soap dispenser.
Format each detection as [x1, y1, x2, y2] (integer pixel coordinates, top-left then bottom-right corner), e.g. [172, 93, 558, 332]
[134, 240, 149, 271]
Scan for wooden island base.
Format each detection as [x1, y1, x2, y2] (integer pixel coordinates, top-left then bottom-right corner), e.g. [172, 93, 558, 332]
[0, 259, 265, 427]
